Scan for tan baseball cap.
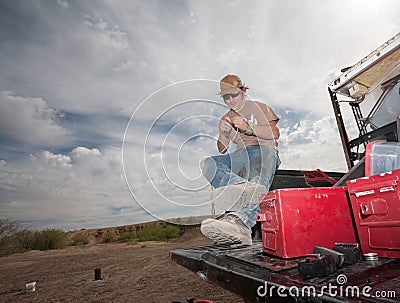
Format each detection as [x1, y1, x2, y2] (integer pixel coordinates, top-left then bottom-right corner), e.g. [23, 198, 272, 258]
[219, 74, 248, 95]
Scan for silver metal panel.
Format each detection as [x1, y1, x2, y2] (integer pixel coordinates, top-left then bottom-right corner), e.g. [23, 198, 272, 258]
[329, 33, 400, 95]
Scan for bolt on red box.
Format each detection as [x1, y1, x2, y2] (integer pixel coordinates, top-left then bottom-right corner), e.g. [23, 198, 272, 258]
[256, 187, 357, 259]
[346, 169, 400, 258]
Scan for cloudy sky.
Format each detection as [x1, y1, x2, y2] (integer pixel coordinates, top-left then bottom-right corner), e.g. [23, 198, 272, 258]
[0, 0, 399, 230]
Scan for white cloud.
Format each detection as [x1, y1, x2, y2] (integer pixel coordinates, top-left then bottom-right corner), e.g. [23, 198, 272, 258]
[217, 49, 249, 66]
[0, 92, 69, 147]
[84, 13, 128, 49]
[71, 146, 101, 158]
[279, 116, 348, 171]
[57, 0, 69, 8]
[0, 146, 152, 230]
[0, 0, 399, 229]
[30, 151, 72, 168]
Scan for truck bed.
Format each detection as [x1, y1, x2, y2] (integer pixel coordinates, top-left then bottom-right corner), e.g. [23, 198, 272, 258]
[170, 242, 400, 303]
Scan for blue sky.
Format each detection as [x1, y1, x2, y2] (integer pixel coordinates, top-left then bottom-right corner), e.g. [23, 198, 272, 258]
[0, 0, 399, 230]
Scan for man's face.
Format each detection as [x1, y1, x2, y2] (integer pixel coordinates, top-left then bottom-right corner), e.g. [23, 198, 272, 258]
[222, 91, 245, 111]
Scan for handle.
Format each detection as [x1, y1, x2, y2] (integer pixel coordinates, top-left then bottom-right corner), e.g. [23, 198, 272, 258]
[360, 198, 388, 216]
[349, 179, 397, 197]
[255, 212, 272, 222]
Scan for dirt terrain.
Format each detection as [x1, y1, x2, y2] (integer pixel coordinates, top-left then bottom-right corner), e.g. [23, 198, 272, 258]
[0, 229, 245, 303]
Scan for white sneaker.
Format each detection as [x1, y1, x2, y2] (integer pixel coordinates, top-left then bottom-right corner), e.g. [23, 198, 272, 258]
[200, 215, 252, 246]
[211, 182, 267, 212]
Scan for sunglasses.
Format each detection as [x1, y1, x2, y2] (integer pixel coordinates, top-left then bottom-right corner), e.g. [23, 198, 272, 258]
[222, 92, 240, 101]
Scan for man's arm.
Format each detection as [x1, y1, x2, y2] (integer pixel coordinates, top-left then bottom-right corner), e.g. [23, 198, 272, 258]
[230, 117, 280, 140]
[217, 117, 233, 154]
[217, 138, 229, 154]
[252, 120, 280, 140]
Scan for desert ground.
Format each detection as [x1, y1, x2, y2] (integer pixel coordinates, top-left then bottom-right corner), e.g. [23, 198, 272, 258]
[0, 228, 245, 303]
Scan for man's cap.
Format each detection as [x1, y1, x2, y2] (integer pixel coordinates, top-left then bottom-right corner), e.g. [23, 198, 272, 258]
[219, 74, 248, 95]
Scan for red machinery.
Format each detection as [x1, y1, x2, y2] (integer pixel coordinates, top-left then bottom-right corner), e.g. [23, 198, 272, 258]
[347, 168, 400, 258]
[256, 186, 356, 258]
[257, 140, 400, 259]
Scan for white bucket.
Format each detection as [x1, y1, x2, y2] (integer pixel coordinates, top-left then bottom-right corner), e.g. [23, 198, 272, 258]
[25, 281, 36, 292]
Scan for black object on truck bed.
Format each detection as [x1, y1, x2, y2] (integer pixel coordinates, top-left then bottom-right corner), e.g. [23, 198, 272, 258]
[170, 242, 400, 303]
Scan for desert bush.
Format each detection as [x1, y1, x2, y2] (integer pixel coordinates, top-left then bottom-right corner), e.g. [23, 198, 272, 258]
[162, 224, 180, 240]
[0, 219, 68, 255]
[13, 230, 37, 251]
[118, 231, 136, 243]
[102, 230, 117, 243]
[0, 219, 19, 241]
[0, 219, 27, 256]
[70, 232, 89, 246]
[170, 217, 181, 224]
[137, 224, 180, 242]
[32, 229, 68, 250]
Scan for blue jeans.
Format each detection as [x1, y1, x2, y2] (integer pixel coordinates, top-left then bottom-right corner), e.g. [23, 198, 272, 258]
[201, 145, 280, 228]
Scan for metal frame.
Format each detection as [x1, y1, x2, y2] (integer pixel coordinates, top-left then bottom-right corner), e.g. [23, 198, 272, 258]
[328, 87, 399, 169]
[328, 33, 400, 169]
[328, 88, 354, 169]
[329, 33, 400, 94]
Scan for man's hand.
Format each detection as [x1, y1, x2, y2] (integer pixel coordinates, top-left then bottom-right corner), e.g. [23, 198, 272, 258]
[220, 117, 234, 137]
[231, 116, 249, 132]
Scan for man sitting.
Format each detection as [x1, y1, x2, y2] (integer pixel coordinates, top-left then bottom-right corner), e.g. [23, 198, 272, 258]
[200, 74, 281, 246]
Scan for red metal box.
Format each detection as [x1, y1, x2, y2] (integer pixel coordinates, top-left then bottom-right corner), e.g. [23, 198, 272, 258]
[256, 187, 357, 258]
[346, 169, 400, 258]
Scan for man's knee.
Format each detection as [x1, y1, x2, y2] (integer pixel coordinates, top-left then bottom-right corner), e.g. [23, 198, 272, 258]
[200, 156, 217, 179]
